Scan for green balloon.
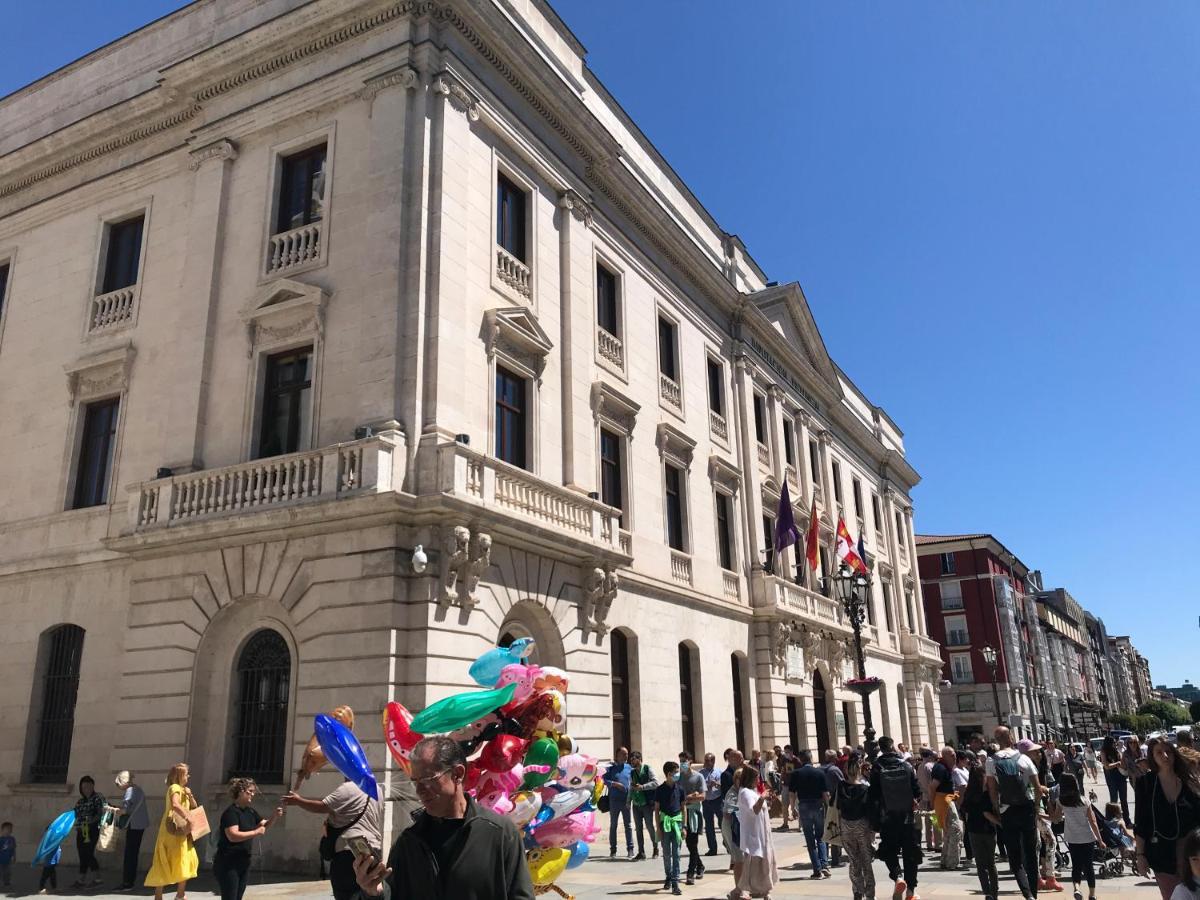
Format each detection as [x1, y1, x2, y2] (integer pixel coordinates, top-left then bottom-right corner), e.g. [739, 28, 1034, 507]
[409, 683, 517, 734]
[521, 737, 561, 790]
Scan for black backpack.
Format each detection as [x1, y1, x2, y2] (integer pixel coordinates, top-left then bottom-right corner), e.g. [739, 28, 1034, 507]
[993, 754, 1031, 808]
[879, 762, 915, 815]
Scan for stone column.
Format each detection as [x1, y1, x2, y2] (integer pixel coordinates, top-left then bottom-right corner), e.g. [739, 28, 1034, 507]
[168, 138, 238, 473]
[732, 351, 765, 571]
[557, 190, 593, 492]
[883, 489, 908, 630]
[902, 508, 929, 634]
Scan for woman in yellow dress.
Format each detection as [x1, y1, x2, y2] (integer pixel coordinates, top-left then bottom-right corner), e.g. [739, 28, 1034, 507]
[145, 763, 199, 900]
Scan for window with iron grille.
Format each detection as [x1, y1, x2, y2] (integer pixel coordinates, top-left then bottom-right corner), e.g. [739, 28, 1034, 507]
[611, 630, 632, 755]
[230, 630, 291, 783]
[28, 625, 85, 783]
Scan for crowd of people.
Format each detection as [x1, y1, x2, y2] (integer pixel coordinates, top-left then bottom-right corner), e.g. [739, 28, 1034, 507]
[599, 726, 1200, 900]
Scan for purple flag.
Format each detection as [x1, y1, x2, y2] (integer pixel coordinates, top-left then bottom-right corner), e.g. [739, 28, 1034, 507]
[774, 480, 802, 554]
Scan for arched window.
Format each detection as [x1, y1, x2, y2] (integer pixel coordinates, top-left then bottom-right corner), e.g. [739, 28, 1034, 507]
[230, 630, 291, 782]
[611, 630, 632, 754]
[28, 625, 85, 783]
[730, 654, 746, 753]
[679, 643, 698, 758]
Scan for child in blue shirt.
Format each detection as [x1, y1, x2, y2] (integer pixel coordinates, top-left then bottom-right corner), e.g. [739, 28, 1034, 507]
[0, 821, 15, 887]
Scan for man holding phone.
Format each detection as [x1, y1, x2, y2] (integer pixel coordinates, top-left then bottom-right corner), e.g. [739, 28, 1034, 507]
[353, 736, 534, 900]
[283, 778, 382, 900]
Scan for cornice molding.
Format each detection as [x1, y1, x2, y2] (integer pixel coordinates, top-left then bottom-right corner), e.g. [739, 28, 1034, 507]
[357, 65, 420, 102]
[187, 139, 238, 171]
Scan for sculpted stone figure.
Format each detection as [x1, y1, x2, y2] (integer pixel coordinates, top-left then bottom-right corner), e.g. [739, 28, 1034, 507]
[459, 531, 493, 611]
[439, 525, 471, 611]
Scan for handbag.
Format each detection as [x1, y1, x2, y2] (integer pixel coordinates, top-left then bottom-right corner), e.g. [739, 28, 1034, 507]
[822, 803, 842, 847]
[186, 806, 210, 842]
[97, 812, 119, 853]
[598, 792, 610, 814]
[165, 789, 198, 837]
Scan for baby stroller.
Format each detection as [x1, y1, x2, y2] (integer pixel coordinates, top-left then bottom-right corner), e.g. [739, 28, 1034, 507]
[1092, 804, 1132, 878]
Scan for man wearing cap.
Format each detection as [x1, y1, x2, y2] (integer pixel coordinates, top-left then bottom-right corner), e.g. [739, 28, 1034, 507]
[107, 771, 148, 891]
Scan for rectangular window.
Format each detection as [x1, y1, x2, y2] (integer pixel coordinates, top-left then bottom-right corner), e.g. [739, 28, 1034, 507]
[664, 464, 685, 551]
[782, 418, 795, 465]
[882, 580, 895, 632]
[950, 652, 974, 684]
[871, 493, 882, 535]
[715, 491, 734, 571]
[831, 459, 843, 504]
[940, 552, 956, 575]
[599, 428, 623, 525]
[101, 215, 144, 293]
[276, 145, 327, 234]
[706, 358, 724, 416]
[752, 393, 767, 444]
[658, 316, 677, 382]
[495, 366, 528, 469]
[958, 694, 977, 712]
[851, 478, 863, 520]
[895, 511, 906, 549]
[596, 263, 619, 336]
[679, 644, 696, 759]
[0, 262, 8, 321]
[945, 614, 970, 647]
[496, 172, 528, 263]
[762, 514, 774, 572]
[940, 581, 964, 610]
[808, 439, 821, 487]
[258, 347, 313, 459]
[72, 397, 120, 509]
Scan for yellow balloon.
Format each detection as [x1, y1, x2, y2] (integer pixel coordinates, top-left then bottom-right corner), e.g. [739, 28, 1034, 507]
[592, 778, 604, 804]
[526, 847, 570, 886]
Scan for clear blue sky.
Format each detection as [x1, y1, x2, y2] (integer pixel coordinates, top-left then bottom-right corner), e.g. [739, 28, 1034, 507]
[4, 3, 1195, 689]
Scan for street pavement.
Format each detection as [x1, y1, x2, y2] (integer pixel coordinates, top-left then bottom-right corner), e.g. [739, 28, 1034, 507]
[0, 780, 1161, 899]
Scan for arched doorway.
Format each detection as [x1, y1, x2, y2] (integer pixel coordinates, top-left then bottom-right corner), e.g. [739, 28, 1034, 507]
[497, 600, 566, 671]
[812, 669, 831, 754]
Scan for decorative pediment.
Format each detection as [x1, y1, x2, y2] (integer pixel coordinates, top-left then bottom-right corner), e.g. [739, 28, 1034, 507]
[64, 341, 136, 406]
[484, 307, 553, 378]
[746, 282, 844, 402]
[655, 422, 696, 469]
[590, 381, 640, 434]
[240, 278, 329, 356]
[707, 455, 741, 491]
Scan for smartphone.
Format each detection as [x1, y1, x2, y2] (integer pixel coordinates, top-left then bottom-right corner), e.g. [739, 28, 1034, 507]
[346, 836, 379, 863]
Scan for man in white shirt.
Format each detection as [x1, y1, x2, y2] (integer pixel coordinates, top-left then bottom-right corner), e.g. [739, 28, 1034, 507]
[985, 727, 1043, 900]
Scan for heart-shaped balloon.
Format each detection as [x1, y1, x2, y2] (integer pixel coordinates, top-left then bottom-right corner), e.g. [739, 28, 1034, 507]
[507, 790, 543, 828]
[382, 702, 423, 775]
[520, 737, 560, 790]
[479, 734, 529, 773]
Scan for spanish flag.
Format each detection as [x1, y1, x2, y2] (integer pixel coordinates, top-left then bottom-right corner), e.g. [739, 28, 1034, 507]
[804, 498, 820, 580]
[836, 516, 869, 575]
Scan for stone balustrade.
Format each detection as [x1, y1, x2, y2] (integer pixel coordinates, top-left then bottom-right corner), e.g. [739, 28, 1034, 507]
[723, 570, 739, 600]
[750, 569, 849, 632]
[709, 410, 727, 441]
[130, 435, 397, 530]
[89, 286, 136, 332]
[495, 246, 532, 298]
[670, 549, 693, 585]
[757, 442, 770, 468]
[659, 373, 681, 409]
[438, 442, 621, 548]
[267, 221, 322, 275]
[597, 327, 623, 367]
[619, 530, 632, 556]
[901, 630, 944, 662]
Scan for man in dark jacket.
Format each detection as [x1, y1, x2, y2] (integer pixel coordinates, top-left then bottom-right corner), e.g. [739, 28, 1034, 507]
[353, 736, 534, 900]
[867, 736, 922, 900]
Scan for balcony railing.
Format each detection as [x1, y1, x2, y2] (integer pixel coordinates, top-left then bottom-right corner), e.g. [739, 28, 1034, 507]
[438, 443, 622, 548]
[757, 442, 770, 467]
[659, 373, 681, 410]
[901, 630, 944, 661]
[750, 570, 846, 628]
[89, 286, 136, 332]
[495, 246, 532, 298]
[670, 550, 693, 585]
[723, 570, 739, 600]
[130, 435, 396, 530]
[619, 529, 632, 556]
[709, 410, 728, 441]
[267, 221, 322, 275]
[597, 328, 623, 368]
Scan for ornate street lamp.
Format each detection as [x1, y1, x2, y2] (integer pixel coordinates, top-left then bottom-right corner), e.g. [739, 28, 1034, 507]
[830, 562, 880, 758]
[981, 644, 1003, 726]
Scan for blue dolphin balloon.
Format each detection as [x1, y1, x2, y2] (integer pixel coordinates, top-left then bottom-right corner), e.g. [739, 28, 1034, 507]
[468, 637, 536, 687]
[32, 810, 75, 866]
[314, 714, 379, 800]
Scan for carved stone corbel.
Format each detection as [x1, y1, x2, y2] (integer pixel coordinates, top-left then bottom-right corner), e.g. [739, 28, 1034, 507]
[459, 531, 492, 612]
[432, 73, 480, 121]
[578, 562, 618, 638]
[358, 66, 419, 103]
[187, 138, 238, 171]
[437, 524, 471, 613]
[558, 190, 594, 228]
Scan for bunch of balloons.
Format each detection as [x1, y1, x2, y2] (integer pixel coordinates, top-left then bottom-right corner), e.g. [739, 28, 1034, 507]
[298, 637, 596, 896]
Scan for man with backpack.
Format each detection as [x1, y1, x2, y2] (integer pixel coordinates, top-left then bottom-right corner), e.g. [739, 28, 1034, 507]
[985, 726, 1043, 900]
[868, 735, 922, 900]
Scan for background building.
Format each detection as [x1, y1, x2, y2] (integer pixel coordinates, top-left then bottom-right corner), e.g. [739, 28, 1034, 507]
[0, 0, 943, 868]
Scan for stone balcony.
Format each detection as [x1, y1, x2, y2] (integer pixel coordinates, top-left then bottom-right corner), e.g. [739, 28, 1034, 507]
[436, 442, 629, 563]
[901, 630, 945, 665]
[267, 221, 322, 276]
[495, 246, 532, 299]
[749, 569, 851, 635]
[89, 285, 137, 333]
[129, 434, 400, 531]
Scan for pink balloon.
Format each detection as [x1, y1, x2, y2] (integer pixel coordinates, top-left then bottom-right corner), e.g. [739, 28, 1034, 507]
[496, 663, 542, 708]
[531, 810, 600, 848]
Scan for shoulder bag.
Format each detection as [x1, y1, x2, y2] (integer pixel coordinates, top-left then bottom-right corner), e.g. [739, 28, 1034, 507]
[319, 796, 370, 861]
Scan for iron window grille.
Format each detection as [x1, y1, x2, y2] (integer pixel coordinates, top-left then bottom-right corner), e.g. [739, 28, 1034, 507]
[230, 630, 291, 783]
[29, 625, 85, 783]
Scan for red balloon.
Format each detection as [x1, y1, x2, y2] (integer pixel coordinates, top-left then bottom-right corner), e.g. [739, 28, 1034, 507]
[464, 760, 486, 793]
[479, 734, 529, 773]
[382, 701, 423, 775]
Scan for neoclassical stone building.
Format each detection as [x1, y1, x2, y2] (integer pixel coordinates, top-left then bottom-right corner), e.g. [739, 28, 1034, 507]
[0, 0, 943, 866]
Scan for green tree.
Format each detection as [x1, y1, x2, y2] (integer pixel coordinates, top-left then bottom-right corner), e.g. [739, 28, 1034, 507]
[1109, 712, 1135, 731]
[1191, 699, 1200, 724]
[1136, 700, 1190, 728]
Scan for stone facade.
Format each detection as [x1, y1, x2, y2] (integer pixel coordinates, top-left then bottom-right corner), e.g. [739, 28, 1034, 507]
[0, 0, 942, 868]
